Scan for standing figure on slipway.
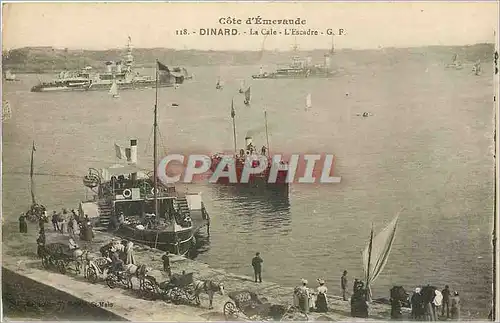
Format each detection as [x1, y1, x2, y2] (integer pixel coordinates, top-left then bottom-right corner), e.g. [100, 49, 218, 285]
[350, 281, 368, 318]
[315, 279, 328, 312]
[125, 240, 136, 265]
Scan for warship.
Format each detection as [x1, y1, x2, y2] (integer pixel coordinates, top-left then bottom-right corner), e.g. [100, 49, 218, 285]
[252, 39, 335, 79]
[30, 37, 186, 93]
[252, 55, 333, 79]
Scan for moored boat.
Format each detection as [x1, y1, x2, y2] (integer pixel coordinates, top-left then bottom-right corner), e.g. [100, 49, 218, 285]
[79, 60, 210, 256]
[209, 105, 289, 196]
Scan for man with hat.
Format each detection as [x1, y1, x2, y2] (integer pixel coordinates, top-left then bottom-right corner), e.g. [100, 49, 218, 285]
[251, 252, 263, 283]
[341, 270, 348, 301]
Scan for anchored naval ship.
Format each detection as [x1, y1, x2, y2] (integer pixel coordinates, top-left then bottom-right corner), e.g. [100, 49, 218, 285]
[30, 37, 186, 93]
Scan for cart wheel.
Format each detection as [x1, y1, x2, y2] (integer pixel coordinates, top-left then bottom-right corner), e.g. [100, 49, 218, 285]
[223, 301, 237, 320]
[141, 280, 157, 300]
[106, 276, 117, 289]
[171, 288, 182, 305]
[87, 268, 98, 284]
[57, 260, 67, 274]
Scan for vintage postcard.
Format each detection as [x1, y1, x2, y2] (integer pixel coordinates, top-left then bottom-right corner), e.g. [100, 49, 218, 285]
[1, 1, 499, 321]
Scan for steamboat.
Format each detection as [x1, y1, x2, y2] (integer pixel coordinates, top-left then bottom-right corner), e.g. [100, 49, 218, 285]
[209, 109, 290, 197]
[252, 55, 334, 79]
[30, 37, 186, 93]
[252, 38, 335, 79]
[79, 61, 210, 256]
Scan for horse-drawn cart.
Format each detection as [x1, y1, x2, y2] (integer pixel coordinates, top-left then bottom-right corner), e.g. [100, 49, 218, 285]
[40, 243, 82, 275]
[223, 290, 308, 321]
[140, 272, 198, 305]
[86, 257, 111, 284]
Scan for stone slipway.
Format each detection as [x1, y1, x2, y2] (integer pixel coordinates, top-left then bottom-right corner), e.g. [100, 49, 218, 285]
[3, 227, 393, 321]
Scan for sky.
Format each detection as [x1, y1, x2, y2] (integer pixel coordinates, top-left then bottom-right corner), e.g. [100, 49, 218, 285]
[2, 2, 498, 51]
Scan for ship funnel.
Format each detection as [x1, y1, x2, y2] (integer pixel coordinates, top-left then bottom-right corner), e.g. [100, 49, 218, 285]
[306, 56, 312, 66]
[105, 61, 113, 73]
[130, 139, 138, 164]
[245, 136, 253, 147]
[116, 62, 122, 73]
[324, 55, 331, 68]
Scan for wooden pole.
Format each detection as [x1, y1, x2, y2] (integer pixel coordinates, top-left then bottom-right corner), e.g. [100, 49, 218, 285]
[366, 223, 374, 301]
[264, 111, 270, 155]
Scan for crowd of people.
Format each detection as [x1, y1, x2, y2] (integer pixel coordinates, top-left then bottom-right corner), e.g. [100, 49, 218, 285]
[249, 252, 466, 320]
[21, 206, 470, 321]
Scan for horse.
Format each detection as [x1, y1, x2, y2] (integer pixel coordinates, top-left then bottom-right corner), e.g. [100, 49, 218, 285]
[192, 279, 225, 310]
[100, 242, 114, 258]
[122, 263, 149, 289]
[70, 246, 92, 274]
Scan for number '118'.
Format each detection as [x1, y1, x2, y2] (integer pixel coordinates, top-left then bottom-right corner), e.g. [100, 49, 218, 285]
[176, 29, 188, 35]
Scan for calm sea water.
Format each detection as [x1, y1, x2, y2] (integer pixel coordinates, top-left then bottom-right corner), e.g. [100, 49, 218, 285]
[2, 55, 494, 319]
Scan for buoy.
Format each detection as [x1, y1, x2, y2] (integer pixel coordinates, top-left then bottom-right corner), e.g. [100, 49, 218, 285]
[123, 189, 132, 198]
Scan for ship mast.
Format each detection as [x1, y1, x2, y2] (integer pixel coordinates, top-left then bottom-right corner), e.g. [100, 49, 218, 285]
[125, 36, 134, 73]
[153, 60, 159, 219]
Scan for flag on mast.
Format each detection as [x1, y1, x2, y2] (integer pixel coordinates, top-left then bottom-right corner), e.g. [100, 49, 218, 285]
[157, 61, 170, 73]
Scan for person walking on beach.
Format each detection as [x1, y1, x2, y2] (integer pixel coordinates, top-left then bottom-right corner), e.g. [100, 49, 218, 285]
[252, 252, 263, 283]
[162, 251, 172, 277]
[341, 270, 348, 301]
[441, 285, 451, 318]
[19, 213, 28, 233]
[450, 291, 460, 320]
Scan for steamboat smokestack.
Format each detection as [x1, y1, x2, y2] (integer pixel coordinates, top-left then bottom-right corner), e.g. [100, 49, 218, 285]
[130, 139, 138, 181]
[130, 139, 138, 164]
[116, 61, 122, 73]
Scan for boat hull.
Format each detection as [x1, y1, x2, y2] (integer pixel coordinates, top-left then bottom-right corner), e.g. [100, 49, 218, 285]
[209, 156, 289, 197]
[30, 81, 174, 93]
[252, 72, 334, 79]
[114, 224, 195, 256]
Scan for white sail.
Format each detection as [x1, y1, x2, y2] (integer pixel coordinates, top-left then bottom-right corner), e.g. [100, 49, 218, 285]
[109, 81, 119, 97]
[362, 209, 402, 300]
[306, 93, 312, 110]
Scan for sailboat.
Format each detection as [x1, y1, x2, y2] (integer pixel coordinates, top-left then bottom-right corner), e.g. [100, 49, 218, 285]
[25, 141, 46, 222]
[109, 81, 120, 98]
[238, 80, 245, 94]
[362, 208, 404, 301]
[473, 60, 482, 75]
[244, 87, 251, 105]
[79, 60, 211, 255]
[305, 93, 312, 111]
[446, 54, 463, 70]
[4, 70, 18, 81]
[216, 77, 223, 90]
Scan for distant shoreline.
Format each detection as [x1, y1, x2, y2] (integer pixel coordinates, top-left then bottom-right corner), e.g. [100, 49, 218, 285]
[2, 43, 494, 74]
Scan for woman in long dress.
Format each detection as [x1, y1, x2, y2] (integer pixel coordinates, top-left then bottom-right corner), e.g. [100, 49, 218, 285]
[315, 279, 328, 312]
[295, 279, 310, 313]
